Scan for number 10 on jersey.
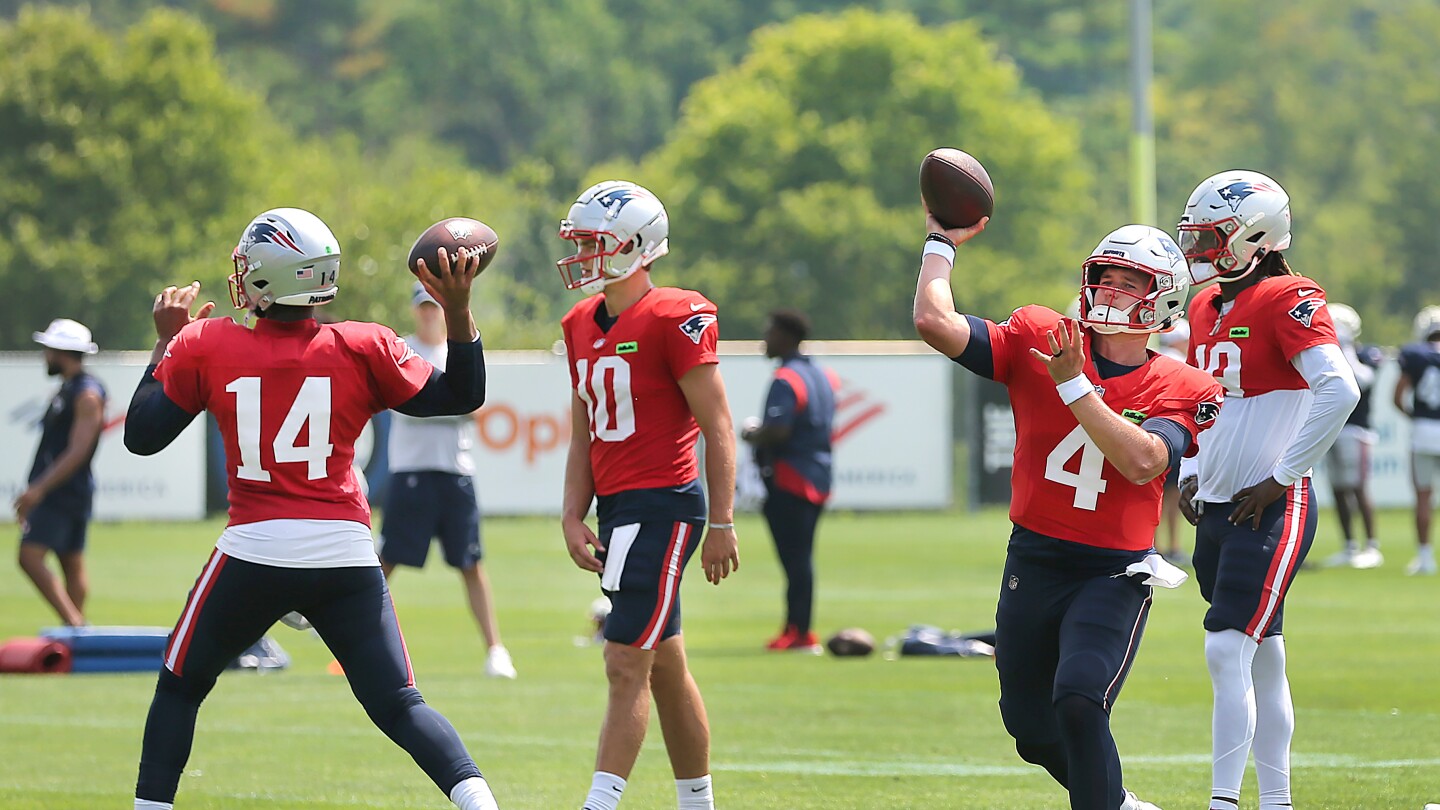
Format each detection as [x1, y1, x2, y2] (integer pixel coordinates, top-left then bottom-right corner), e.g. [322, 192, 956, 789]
[576, 357, 636, 442]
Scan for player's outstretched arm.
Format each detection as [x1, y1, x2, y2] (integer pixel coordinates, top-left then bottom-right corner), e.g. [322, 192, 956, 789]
[561, 394, 604, 574]
[1029, 319, 1172, 485]
[680, 363, 740, 585]
[913, 209, 988, 358]
[396, 246, 488, 417]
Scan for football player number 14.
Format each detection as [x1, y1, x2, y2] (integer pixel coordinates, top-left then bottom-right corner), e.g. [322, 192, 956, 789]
[576, 357, 636, 442]
[1045, 426, 1108, 510]
[226, 376, 335, 481]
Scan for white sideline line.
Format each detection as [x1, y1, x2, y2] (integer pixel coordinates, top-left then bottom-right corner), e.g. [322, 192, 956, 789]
[713, 754, 1440, 778]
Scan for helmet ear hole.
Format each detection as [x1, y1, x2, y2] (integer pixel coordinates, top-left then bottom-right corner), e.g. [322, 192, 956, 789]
[1245, 230, 1267, 243]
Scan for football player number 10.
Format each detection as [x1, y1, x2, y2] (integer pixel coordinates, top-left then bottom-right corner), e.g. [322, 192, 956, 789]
[576, 357, 636, 442]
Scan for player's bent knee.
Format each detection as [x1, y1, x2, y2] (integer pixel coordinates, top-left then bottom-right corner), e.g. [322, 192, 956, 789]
[156, 666, 215, 704]
[358, 685, 426, 731]
[1204, 628, 1257, 679]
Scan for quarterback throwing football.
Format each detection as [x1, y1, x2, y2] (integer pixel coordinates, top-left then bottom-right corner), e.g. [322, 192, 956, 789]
[915, 210, 1224, 810]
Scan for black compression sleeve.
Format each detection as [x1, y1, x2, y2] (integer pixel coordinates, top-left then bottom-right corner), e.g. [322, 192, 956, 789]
[124, 366, 199, 455]
[394, 335, 487, 417]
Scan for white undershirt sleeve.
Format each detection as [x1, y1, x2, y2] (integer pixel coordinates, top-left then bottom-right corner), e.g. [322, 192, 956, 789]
[1273, 343, 1361, 486]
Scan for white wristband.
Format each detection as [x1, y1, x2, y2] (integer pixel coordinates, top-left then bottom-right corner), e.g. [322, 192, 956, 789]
[707, 522, 735, 530]
[921, 240, 956, 267]
[1055, 374, 1095, 406]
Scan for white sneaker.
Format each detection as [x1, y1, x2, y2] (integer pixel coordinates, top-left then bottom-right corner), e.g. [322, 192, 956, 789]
[1118, 790, 1162, 810]
[1322, 548, 1356, 568]
[484, 645, 517, 679]
[1351, 547, 1384, 569]
[1406, 556, 1438, 576]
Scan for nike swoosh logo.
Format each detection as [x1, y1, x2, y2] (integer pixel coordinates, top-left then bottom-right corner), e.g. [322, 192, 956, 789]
[1297, 288, 1317, 296]
[690, 302, 707, 311]
[691, 787, 706, 793]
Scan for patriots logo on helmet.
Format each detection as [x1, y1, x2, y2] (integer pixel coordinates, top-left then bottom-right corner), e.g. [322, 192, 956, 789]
[1289, 298, 1323, 328]
[1159, 237, 1185, 268]
[241, 221, 304, 253]
[1215, 181, 1279, 213]
[1195, 400, 1221, 425]
[595, 186, 651, 218]
[678, 312, 717, 345]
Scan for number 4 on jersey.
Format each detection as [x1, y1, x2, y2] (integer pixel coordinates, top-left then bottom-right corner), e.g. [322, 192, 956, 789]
[1044, 425, 1108, 510]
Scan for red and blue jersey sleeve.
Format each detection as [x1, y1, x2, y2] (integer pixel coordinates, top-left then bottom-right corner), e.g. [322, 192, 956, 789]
[154, 320, 210, 415]
[988, 305, 1061, 385]
[347, 322, 433, 410]
[661, 292, 720, 381]
[765, 371, 804, 428]
[1269, 277, 1338, 361]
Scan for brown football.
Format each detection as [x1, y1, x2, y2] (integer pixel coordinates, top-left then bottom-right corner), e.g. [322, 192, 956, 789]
[407, 217, 499, 277]
[919, 148, 995, 229]
[826, 627, 876, 658]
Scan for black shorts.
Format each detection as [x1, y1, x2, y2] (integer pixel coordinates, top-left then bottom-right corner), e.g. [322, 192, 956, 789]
[597, 519, 703, 650]
[20, 500, 90, 555]
[379, 472, 481, 569]
[1193, 479, 1316, 640]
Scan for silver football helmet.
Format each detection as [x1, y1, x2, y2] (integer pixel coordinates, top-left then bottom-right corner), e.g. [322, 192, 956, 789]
[1328, 303, 1362, 345]
[230, 208, 341, 311]
[557, 180, 669, 295]
[1079, 225, 1190, 335]
[1415, 306, 1440, 342]
[1177, 170, 1291, 284]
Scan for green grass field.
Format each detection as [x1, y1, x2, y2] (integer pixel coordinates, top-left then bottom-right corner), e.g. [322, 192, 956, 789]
[1, 508, 1436, 809]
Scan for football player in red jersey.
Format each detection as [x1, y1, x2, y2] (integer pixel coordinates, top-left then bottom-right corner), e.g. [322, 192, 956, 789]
[1176, 171, 1360, 810]
[557, 181, 739, 810]
[124, 208, 501, 810]
[915, 210, 1223, 810]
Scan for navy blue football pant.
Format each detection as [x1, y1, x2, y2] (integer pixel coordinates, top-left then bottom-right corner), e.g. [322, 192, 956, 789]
[763, 486, 824, 634]
[135, 551, 482, 804]
[1193, 479, 1316, 639]
[995, 528, 1152, 810]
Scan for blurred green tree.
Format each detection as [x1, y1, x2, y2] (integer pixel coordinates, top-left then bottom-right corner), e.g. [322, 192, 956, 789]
[0, 6, 261, 350]
[635, 10, 1095, 339]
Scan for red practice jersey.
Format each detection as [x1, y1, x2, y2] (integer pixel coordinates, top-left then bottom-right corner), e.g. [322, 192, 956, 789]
[989, 306, 1225, 551]
[1187, 274, 1337, 397]
[156, 317, 432, 526]
[561, 287, 719, 496]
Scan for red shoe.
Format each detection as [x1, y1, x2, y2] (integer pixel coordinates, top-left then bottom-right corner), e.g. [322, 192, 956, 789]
[765, 625, 823, 653]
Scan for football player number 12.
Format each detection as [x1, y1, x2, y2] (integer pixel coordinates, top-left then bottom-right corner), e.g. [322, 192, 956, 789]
[1045, 426, 1108, 510]
[576, 357, 636, 442]
[226, 376, 335, 481]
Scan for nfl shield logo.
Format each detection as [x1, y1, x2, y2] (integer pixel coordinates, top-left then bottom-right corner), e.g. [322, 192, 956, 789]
[1008, 575, 1019, 591]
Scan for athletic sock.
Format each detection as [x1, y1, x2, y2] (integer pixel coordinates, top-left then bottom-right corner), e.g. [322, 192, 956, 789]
[450, 776, 500, 810]
[135, 801, 174, 810]
[676, 775, 714, 809]
[582, 771, 627, 810]
[1366, 538, 1380, 550]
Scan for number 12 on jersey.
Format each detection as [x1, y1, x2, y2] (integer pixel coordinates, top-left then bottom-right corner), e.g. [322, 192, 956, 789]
[576, 357, 636, 442]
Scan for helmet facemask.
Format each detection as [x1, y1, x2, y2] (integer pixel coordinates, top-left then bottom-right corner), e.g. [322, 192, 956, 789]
[1080, 261, 1165, 334]
[556, 180, 670, 296]
[1078, 225, 1190, 335]
[1178, 171, 1291, 285]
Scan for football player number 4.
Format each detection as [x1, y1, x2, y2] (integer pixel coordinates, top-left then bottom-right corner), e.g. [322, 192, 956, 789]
[1045, 426, 1108, 510]
[576, 357, 636, 441]
[226, 376, 334, 481]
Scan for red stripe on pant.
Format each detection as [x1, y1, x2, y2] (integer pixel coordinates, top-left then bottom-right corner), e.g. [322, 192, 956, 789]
[389, 592, 416, 687]
[635, 522, 687, 650]
[163, 549, 228, 676]
[1245, 481, 1308, 639]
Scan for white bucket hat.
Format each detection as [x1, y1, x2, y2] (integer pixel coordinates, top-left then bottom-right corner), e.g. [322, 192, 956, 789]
[33, 319, 99, 354]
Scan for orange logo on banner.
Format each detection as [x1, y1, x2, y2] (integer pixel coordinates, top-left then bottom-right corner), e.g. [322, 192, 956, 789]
[474, 404, 570, 464]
